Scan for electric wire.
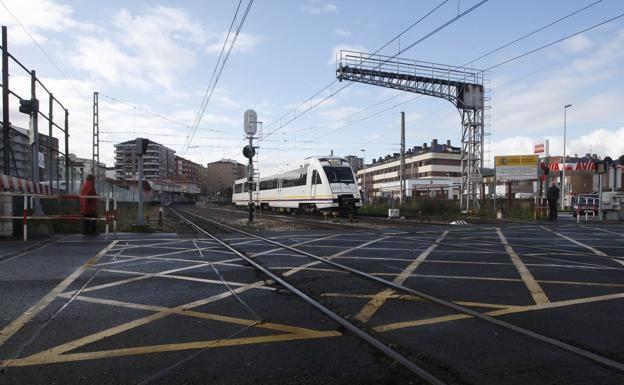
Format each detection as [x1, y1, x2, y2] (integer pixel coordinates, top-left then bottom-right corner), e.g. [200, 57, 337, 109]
[485, 10, 624, 71]
[182, 0, 254, 154]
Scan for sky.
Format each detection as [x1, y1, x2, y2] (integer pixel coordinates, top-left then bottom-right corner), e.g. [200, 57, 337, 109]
[1, 0, 624, 176]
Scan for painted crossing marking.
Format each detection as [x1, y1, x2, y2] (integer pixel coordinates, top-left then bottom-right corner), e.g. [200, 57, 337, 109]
[0, 241, 118, 347]
[355, 231, 450, 323]
[497, 228, 549, 305]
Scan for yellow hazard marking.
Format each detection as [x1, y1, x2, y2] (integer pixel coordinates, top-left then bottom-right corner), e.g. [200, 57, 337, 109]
[355, 230, 449, 323]
[3, 332, 341, 367]
[0, 241, 118, 347]
[283, 236, 388, 277]
[541, 226, 608, 256]
[496, 228, 549, 305]
[374, 292, 624, 332]
[322, 292, 424, 302]
[1, 279, 341, 368]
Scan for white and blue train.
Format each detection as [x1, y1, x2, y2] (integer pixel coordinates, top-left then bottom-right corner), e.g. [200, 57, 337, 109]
[232, 156, 362, 213]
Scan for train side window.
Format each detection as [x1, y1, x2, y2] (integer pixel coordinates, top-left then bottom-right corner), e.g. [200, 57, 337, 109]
[312, 170, 322, 185]
[295, 172, 307, 187]
[234, 183, 242, 193]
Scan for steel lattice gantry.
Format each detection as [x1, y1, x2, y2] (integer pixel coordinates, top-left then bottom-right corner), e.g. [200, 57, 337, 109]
[336, 50, 485, 212]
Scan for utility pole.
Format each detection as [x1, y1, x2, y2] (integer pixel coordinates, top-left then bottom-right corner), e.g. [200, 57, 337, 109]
[64, 109, 69, 193]
[2, 26, 10, 175]
[48, 93, 53, 187]
[92, 92, 99, 181]
[400, 111, 406, 205]
[561, 104, 572, 210]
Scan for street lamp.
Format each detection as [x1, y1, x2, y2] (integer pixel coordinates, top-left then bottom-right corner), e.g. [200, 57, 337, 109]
[360, 149, 366, 204]
[562, 104, 572, 210]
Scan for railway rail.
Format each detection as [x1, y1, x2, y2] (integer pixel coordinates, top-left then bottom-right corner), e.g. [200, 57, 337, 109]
[170, 207, 624, 384]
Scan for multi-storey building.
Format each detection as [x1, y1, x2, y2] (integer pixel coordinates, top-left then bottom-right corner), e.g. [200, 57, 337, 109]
[205, 159, 247, 196]
[344, 155, 364, 173]
[114, 139, 176, 181]
[357, 139, 462, 200]
[0, 125, 59, 181]
[174, 155, 201, 181]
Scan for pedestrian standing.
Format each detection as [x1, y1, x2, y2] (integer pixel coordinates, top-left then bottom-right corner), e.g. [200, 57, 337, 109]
[546, 181, 560, 221]
[80, 174, 98, 234]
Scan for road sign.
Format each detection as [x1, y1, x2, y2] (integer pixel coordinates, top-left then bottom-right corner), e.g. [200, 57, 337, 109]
[244, 109, 257, 136]
[495, 154, 538, 181]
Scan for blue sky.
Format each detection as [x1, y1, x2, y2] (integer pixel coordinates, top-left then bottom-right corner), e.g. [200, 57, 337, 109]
[2, 0, 624, 174]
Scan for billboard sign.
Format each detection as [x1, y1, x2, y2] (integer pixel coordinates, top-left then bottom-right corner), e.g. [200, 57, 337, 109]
[495, 155, 538, 181]
[533, 143, 545, 154]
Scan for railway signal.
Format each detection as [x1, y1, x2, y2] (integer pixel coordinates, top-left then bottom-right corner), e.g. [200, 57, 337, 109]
[243, 144, 255, 159]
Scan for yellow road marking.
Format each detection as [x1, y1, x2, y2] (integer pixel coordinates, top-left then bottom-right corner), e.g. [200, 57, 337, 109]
[283, 236, 388, 277]
[100, 268, 274, 290]
[321, 292, 424, 301]
[11, 281, 269, 364]
[3, 331, 341, 367]
[541, 226, 608, 256]
[0, 241, 118, 347]
[374, 291, 624, 332]
[370, 272, 624, 288]
[497, 228, 549, 305]
[355, 230, 449, 323]
[57, 294, 332, 335]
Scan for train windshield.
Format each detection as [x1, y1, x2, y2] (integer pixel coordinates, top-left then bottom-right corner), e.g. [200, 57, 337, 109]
[323, 166, 355, 184]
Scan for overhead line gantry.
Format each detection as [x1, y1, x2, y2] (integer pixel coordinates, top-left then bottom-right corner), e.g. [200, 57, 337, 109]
[336, 50, 487, 212]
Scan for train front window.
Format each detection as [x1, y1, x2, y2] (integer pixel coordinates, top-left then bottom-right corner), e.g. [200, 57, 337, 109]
[323, 166, 354, 184]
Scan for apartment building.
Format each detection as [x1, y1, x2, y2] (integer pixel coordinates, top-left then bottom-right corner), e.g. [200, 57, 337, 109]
[357, 139, 461, 199]
[114, 139, 176, 181]
[175, 155, 202, 181]
[344, 155, 364, 173]
[0, 125, 59, 181]
[205, 159, 247, 196]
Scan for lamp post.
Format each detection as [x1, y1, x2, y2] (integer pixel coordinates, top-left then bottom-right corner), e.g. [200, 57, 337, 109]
[360, 149, 366, 205]
[561, 104, 572, 211]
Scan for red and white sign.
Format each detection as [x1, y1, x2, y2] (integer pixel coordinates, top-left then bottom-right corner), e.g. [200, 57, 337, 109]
[533, 143, 545, 154]
[548, 161, 595, 172]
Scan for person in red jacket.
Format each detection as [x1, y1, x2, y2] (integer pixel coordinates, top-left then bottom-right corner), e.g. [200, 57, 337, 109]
[80, 174, 98, 235]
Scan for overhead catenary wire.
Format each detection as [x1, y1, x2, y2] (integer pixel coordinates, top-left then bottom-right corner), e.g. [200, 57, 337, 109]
[182, 0, 254, 155]
[268, 0, 613, 154]
[485, 10, 624, 71]
[259, 0, 484, 144]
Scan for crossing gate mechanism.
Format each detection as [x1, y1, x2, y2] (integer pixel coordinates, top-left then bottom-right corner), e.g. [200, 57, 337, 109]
[336, 50, 486, 212]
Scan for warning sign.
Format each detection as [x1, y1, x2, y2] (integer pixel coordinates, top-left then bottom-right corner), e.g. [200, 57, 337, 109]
[495, 155, 538, 181]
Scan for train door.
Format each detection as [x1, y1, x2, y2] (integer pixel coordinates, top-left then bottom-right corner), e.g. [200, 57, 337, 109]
[310, 169, 320, 199]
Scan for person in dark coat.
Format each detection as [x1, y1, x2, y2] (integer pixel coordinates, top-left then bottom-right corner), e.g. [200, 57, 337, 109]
[80, 174, 98, 234]
[546, 181, 560, 221]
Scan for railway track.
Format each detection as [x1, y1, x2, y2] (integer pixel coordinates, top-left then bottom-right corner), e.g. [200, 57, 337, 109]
[170, 207, 624, 384]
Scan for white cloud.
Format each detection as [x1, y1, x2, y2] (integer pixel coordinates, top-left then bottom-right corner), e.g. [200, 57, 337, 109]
[562, 34, 592, 53]
[0, 0, 99, 45]
[205, 32, 265, 54]
[334, 28, 352, 38]
[302, 2, 337, 15]
[490, 127, 624, 160]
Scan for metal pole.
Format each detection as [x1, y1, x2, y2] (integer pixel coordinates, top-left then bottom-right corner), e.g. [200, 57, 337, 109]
[30, 71, 43, 215]
[248, 135, 254, 224]
[400, 111, 406, 205]
[361, 148, 366, 205]
[64, 109, 69, 194]
[93, 92, 98, 180]
[137, 153, 145, 225]
[48, 93, 53, 187]
[562, 104, 571, 210]
[598, 173, 603, 221]
[2, 26, 9, 176]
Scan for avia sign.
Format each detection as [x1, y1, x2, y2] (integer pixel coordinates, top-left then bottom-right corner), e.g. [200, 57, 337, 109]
[548, 161, 595, 172]
[533, 143, 545, 154]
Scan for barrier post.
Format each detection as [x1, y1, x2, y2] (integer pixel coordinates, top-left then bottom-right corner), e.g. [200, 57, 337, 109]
[105, 196, 109, 240]
[23, 195, 27, 241]
[113, 198, 117, 234]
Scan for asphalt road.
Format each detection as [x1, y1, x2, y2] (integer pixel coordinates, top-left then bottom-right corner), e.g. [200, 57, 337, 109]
[1, 217, 623, 385]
